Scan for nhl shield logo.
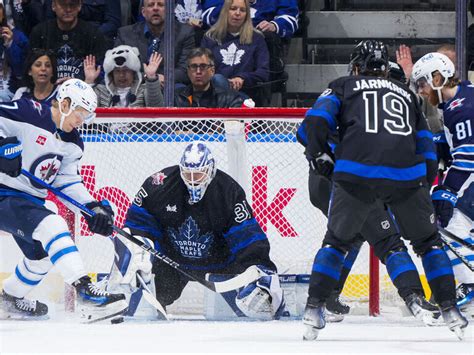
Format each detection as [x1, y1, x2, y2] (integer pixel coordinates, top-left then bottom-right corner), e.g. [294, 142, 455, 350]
[381, 220, 391, 230]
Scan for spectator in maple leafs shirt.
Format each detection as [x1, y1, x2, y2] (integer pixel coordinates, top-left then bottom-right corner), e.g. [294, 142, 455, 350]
[29, 0, 107, 81]
[201, 0, 269, 106]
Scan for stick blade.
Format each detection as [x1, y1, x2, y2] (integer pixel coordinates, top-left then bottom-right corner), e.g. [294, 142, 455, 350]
[208, 265, 262, 293]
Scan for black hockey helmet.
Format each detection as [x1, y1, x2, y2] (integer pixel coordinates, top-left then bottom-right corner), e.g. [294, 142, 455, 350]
[388, 61, 407, 84]
[349, 40, 389, 76]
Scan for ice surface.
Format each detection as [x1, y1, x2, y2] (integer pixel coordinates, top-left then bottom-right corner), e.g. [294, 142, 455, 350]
[1, 314, 472, 354]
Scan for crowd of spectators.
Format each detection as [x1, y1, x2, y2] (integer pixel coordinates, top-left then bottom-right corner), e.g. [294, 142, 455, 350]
[0, 0, 300, 108]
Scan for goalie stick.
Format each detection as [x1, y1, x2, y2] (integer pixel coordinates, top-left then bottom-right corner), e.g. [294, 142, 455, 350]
[136, 273, 168, 320]
[21, 169, 262, 293]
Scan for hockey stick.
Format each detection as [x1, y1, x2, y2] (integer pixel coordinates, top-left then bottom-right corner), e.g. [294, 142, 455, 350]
[21, 169, 261, 293]
[438, 227, 474, 251]
[136, 273, 168, 320]
[440, 235, 474, 272]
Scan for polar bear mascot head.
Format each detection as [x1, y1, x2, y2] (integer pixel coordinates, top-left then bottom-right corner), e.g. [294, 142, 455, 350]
[103, 45, 142, 97]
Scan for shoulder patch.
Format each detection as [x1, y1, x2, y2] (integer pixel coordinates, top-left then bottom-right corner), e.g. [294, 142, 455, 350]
[151, 171, 167, 185]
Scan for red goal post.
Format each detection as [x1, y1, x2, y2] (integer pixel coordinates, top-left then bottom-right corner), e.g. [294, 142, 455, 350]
[66, 107, 394, 316]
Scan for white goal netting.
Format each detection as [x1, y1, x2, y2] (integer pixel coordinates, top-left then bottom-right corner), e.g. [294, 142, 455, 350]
[64, 108, 415, 316]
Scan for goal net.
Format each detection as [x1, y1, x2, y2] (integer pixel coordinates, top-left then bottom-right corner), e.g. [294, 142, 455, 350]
[65, 107, 419, 317]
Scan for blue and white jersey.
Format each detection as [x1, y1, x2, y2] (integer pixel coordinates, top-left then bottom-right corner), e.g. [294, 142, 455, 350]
[12, 85, 60, 107]
[202, 0, 299, 38]
[441, 81, 474, 194]
[0, 98, 94, 205]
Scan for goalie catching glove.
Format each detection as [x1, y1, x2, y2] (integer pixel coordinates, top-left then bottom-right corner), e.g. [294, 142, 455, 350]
[108, 230, 153, 292]
[235, 266, 285, 320]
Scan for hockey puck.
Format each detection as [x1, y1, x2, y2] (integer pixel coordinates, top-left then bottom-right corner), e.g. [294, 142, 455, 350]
[111, 316, 124, 324]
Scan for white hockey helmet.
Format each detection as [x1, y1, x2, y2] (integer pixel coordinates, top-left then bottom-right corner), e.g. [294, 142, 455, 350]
[57, 78, 97, 128]
[179, 142, 217, 204]
[412, 52, 455, 102]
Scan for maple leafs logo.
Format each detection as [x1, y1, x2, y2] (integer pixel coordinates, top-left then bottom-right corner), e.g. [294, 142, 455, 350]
[168, 216, 214, 259]
[174, 0, 202, 23]
[220, 43, 245, 66]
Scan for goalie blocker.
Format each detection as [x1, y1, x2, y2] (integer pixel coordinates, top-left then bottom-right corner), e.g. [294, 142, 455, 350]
[107, 142, 286, 319]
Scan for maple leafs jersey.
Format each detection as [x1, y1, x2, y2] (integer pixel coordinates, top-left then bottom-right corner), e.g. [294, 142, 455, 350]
[201, 32, 269, 87]
[440, 81, 474, 194]
[202, 0, 299, 38]
[0, 98, 94, 205]
[299, 75, 437, 187]
[125, 166, 275, 273]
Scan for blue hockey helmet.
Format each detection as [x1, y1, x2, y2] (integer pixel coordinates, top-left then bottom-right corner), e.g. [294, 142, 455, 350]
[349, 40, 389, 76]
[179, 142, 217, 204]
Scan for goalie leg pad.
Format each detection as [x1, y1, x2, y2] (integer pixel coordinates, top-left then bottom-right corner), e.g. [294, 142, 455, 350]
[235, 268, 284, 320]
[111, 231, 153, 289]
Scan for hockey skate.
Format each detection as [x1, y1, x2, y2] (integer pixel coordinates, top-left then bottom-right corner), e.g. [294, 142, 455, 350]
[325, 291, 349, 323]
[456, 283, 474, 317]
[404, 293, 442, 326]
[73, 276, 127, 323]
[0, 290, 48, 320]
[440, 302, 469, 340]
[302, 299, 326, 341]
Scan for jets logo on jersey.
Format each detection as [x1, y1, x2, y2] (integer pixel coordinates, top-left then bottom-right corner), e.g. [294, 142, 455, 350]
[39, 162, 59, 181]
[36, 135, 47, 146]
[151, 171, 167, 185]
[447, 98, 465, 111]
[168, 217, 214, 259]
[28, 154, 63, 188]
[30, 99, 42, 115]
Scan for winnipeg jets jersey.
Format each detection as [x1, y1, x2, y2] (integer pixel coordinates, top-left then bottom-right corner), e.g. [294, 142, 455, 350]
[125, 166, 275, 273]
[441, 81, 474, 194]
[0, 98, 94, 205]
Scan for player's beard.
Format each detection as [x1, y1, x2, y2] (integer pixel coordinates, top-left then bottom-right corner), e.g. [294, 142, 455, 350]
[427, 89, 440, 106]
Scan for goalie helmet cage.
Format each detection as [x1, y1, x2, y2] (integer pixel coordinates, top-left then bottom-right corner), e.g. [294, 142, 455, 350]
[61, 107, 411, 317]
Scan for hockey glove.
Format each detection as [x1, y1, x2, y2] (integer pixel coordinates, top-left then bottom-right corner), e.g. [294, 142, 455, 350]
[0, 137, 22, 177]
[83, 200, 115, 236]
[432, 185, 457, 228]
[235, 265, 285, 320]
[309, 152, 334, 178]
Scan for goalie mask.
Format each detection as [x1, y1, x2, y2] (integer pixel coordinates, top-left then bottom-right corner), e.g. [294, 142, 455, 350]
[412, 52, 455, 104]
[349, 40, 389, 77]
[179, 142, 217, 204]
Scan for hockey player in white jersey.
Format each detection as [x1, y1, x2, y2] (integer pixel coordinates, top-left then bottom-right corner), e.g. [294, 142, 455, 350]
[412, 53, 474, 316]
[0, 79, 127, 320]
